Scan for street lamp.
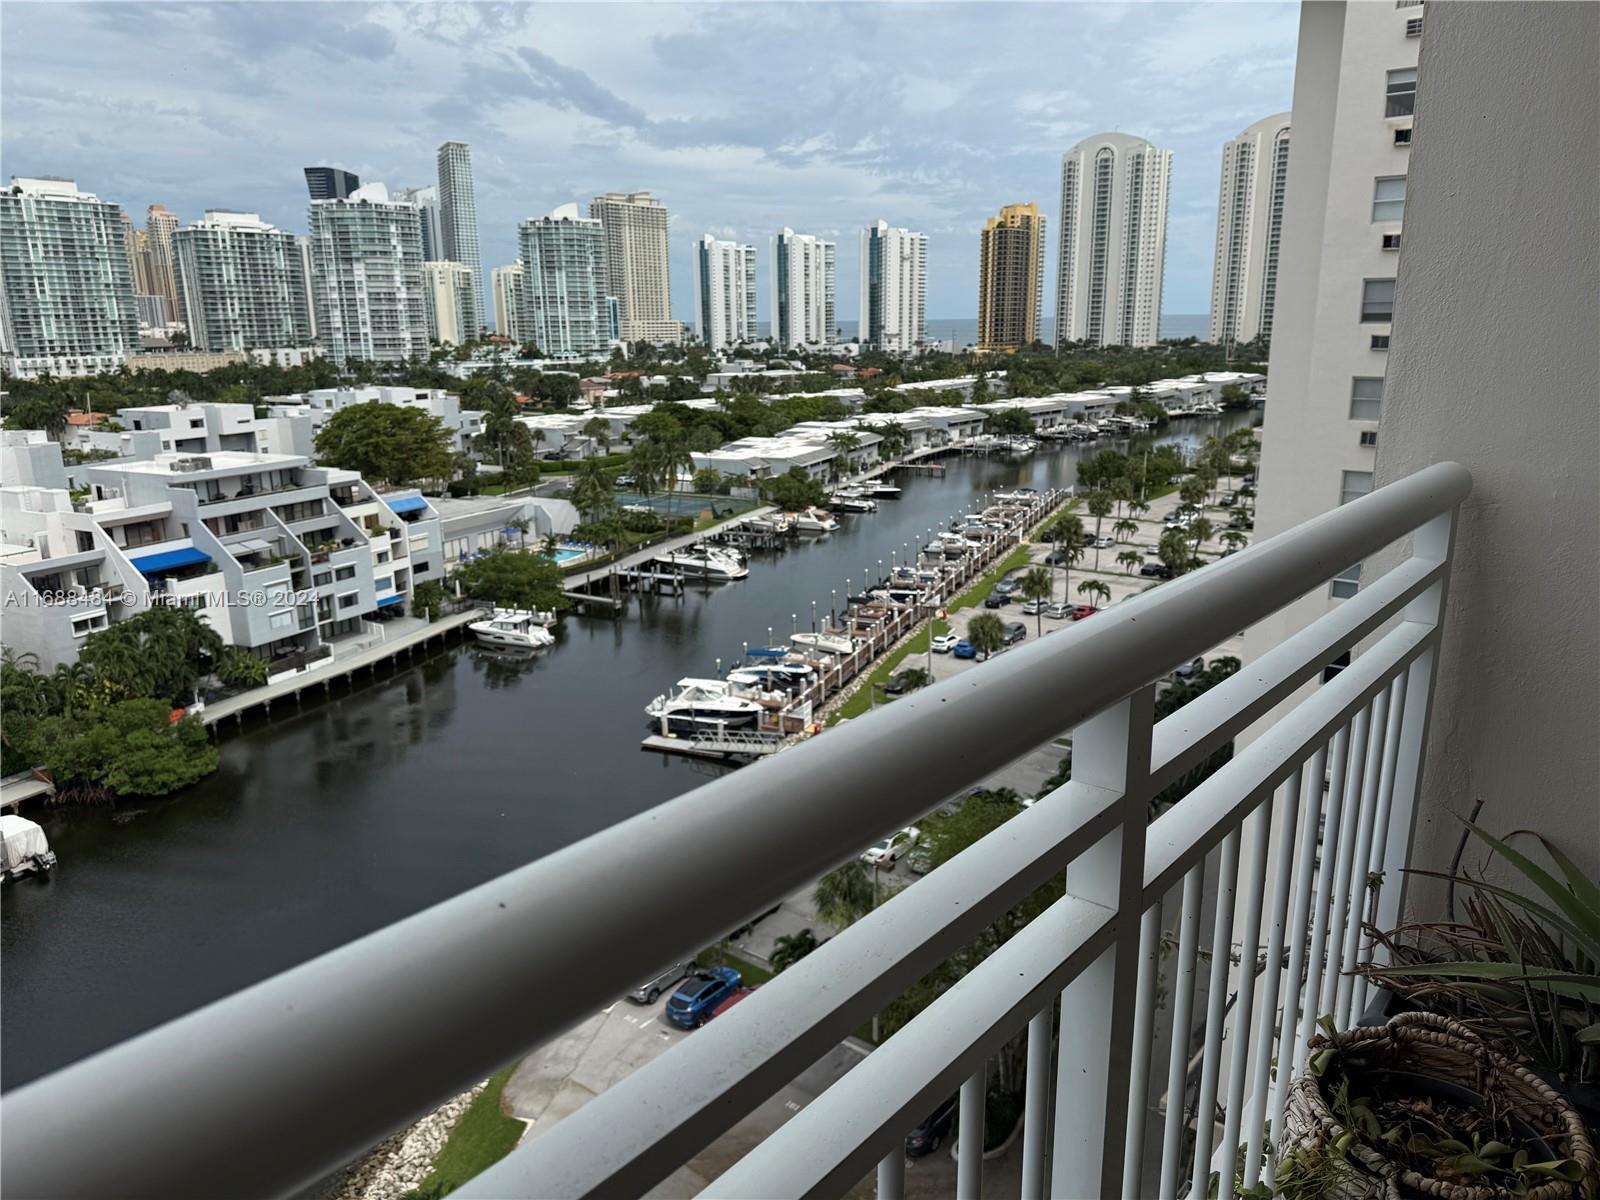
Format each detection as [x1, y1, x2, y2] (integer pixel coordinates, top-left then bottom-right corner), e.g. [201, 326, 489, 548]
[811, 600, 818, 633]
[830, 589, 837, 627]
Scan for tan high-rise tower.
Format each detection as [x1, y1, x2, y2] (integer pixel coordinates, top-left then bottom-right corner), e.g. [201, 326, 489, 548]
[977, 203, 1046, 353]
[589, 191, 680, 344]
[145, 204, 181, 324]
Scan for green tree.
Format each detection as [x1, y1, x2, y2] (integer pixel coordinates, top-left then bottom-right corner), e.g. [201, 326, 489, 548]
[35, 699, 218, 804]
[580, 415, 613, 454]
[1112, 518, 1140, 544]
[759, 467, 827, 511]
[1220, 529, 1249, 553]
[1157, 528, 1193, 575]
[966, 611, 1006, 660]
[628, 438, 666, 504]
[873, 421, 909, 461]
[2, 391, 72, 438]
[569, 458, 616, 522]
[825, 430, 862, 480]
[216, 646, 269, 688]
[1085, 490, 1114, 569]
[1048, 514, 1085, 604]
[454, 549, 568, 612]
[1019, 566, 1054, 636]
[988, 408, 1035, 436]
[79, 607, 223, 704]
[1189, 515, 1216, 561]
[314, 403, 455, 487]
[1077, 579, 1111, 610]
[691, 467, 723, 495]
[412, 579, 448, 621]
[1116, 549, 1144, 575]
[814, 861, 876, 930]
[770, 929, 820, 973]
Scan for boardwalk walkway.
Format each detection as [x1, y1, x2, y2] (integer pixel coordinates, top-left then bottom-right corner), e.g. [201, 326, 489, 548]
[564, 506, 776, 590]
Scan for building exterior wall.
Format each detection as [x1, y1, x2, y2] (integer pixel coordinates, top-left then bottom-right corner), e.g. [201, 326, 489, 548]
[977, 203, 1046, 353]
[692, 235, 756, 351]
[491, 264, 524, 342]
[1208, 113, 1293, 347]
[144, 204, 181, 326]
[858, 221, 927, 354]
[0, 177, 141, 377]
[771, 228, 836, 349]
[1054, 132, 1172, 348]
[435, 142, 483, 334]
[589, 191, 673, 342]
[304, 167, 359, 202]
[518, 205, 611, 358]
[422, 260, 477, 347]
[307, 183, 430, 367]
[1369, 0, 1599, 888]
[172, 211, 313, 352]
[393, 185, 444, 263]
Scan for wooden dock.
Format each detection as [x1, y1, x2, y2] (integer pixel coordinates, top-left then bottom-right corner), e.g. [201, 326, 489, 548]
[641, 730, 785, 759]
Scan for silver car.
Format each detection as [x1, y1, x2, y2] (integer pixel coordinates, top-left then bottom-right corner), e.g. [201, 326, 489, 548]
[628, 961, 696, 1004]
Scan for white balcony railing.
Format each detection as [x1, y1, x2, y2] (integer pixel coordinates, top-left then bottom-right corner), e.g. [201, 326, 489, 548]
[0, 463, 1472, 1200]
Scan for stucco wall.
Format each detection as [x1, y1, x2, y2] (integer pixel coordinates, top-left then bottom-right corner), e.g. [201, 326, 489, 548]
[1377, 1, 1599, 897]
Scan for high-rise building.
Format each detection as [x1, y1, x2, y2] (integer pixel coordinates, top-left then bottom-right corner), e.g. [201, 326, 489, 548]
[858, 220, 927, 353]
[1243, 2, 1418, 664]
[1054, 132, 1173, 348]
[692, 234, 756, 352]
[0, 177, 140, 378]
[145, 204, 181, 327]
[491, 264, 525, 343]
[589, 191, 679, 344]
[435, 142, 483, 336]
[119, 212, 155, 297]
[293, 236, 317, 341]
[171, 211, 314, 352]
[307, 183, 429, 367]
[977, 203, 1046, 353]
[304, 166, 360, 202]
[771, 228, 836, 349]
[422, 261, 477, 348]
[1208, 114, 1293, 348]
[518, 204, 612, 359]
[394, 185, 445, 262]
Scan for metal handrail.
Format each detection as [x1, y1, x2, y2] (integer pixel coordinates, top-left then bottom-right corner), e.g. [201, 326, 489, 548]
[0, 463, 1472, 1200]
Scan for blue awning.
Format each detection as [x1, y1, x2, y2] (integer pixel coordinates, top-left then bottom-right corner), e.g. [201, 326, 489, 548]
[129, 547, 211, 575]
[375, 594, 405, 608]
[386, 496, 429, 514]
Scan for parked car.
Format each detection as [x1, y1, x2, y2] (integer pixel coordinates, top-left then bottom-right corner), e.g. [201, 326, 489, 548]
[665, 966, 742, 1028]
[1069, 605, 1098, 621]
[1218, 493, 1237, 508]
[861, 826, 921, 868]
[1174, 656, 1205, 681]
[1003, 621, 1027, 645]
[627, 960, 696, 1005]
[1140, 562, 1176, 579]
[1021, 598, 1044, 615]
[708, 986, 754, 1021]
[1091, 535, 1116, 549]
[1045, 601, 1073, 619]
[993, 577, 1020, 596]
[983, 592, 1009, 608]
[884, 669, 926, 695]
[905, 1094, 960, 1157]
[615, 474, 637, 487]
[1045, 548, 1076, 566]
[953, 640, 977, 659]
[930, 632, 960, 653]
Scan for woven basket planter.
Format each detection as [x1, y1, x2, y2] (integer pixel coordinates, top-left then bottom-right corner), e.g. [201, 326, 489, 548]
[1278, 1012, 1598, 1200]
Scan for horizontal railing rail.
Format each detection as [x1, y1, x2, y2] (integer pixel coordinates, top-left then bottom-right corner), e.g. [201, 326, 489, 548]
[0, 462, 1471, 1200]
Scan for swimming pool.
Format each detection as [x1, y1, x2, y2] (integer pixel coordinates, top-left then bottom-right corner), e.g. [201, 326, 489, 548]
[551, 548, 586, 564]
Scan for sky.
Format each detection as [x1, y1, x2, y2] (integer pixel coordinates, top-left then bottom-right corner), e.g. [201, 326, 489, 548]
[1, 1, 1299, 326]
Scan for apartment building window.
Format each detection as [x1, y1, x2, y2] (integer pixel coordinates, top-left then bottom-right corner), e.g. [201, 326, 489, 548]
[1382, 233, 1403, 251]
[1360, 431, 1379, 448]
[1371, 334, 1391, 350]
[1394, 127, 1413, 146]
[1350, 377, 1385, 420]
[334, 565, 355, 582]
[1340, 470, 1375, 506]
[75, 530, 95, 552]
[338, 593, 359, 610]
[313, 571, 332, 586]
[1372, 176, 1407, 222]
[1330, 563, 1363, 602]
[1361, 278, 1396, 322]
[1406, 16, 1424, 36]
[1385, 68, 1417, 117]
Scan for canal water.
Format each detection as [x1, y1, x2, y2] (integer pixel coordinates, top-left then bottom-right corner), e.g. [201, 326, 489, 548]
[1, 413, 1256, 1089]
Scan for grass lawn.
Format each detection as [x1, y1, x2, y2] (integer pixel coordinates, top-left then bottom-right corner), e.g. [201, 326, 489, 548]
[410, 1064, 523, 1198]
[827, 620, 952, 725]
[698, 945, 774, 986]
[949, 545, 1033, 613]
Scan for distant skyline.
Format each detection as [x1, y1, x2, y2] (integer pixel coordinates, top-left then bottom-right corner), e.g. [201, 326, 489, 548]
[0, 2, 1299, 326]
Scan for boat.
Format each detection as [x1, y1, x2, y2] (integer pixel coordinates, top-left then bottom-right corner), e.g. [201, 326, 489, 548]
[923, 540, 948, 558]
[829, 491, 878, 513]
[469, 609, 557, 649]
[790, 507, 840, 533]
[992, 487, 1038, 503]
[645, 678, 765, 733]
[1, 815, 57, 882]
[727, 661, 815, 691]
[938, 532, 982, 556]
[662, 547, 748, 581]
[790, 631, 856, 656]
[862, 481, 902, 499]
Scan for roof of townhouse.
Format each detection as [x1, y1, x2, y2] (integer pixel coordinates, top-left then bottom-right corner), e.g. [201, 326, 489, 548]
[65, 410, 108, 426]
[100, 450, 308, 477]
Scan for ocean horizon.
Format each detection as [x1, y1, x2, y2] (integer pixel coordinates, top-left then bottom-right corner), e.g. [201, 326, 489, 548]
[744, 314, 1211, 344]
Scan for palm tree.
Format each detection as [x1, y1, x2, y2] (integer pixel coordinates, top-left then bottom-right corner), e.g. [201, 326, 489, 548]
[659, 435, 695, 512]
[873, 421, 909, 462]
[1190, 516, 1216, 562]
[1127, 498, 1151, 522]
[628, 438, 665, 506]
[1085, 491, 1114, 569]
[1077, 579, 1111, 611]
[569, 459, 615, 521]
[1220, 529, 1249, 554]
[1157, 528, 1193, 576]
[826, 431, 862, 481]
[1116, 549, 1144, 575]
[814, 862, 876, 930]
[1019, 566, 1054, 636]
[581, 416, 612, 455]
[1113, 518, 1139, 544]
[966, 611, 1006, 660]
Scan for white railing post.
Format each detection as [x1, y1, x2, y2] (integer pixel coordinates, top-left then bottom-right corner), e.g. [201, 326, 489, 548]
[877, 1147, 905, 1200]
[1021, 1007, 1055, 1199]
[958, 1066, 985, 1200]
[1157, 866, 1204, 1200]
[1050, 686, 1155, 1198]
[1121, 902, 1164, 1197]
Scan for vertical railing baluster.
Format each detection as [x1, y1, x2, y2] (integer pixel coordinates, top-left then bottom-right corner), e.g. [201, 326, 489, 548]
[1021, 1006, 1053, 1200]
[876, 1145, 905, 1200]
[1189, 827, 1241, 1200]
[1354, 673, 1408, 1018]
[1051, 688, 1155, 1199]
[1320, 705, 1372, 1020]
[1122, 903, 1163, 1198]
[1242, 766, 1308, 1192]
[958, 1067, 985, 1200]
[1157, 866, 1203, 1200]
[1217, 796, 1273, 1200]
[1295, 725, 1351, 1071]
[1337, 688, 1390, 1026]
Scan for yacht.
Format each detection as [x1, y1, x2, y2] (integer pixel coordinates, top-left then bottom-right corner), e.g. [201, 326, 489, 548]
[469, 609, 557, 649]
[862, 481, 902, 499]
[645, 678, 765, 733]
[790, 507, 840, 533]
[663, 547, 749, 580]
[727, 661, 815, 692]
[829, 491, 878, 513]
[992, 488, 1038, 503]
[1, 815, 57, 882]
[790, 631, 856, 656]
[938, 532, 982, 556]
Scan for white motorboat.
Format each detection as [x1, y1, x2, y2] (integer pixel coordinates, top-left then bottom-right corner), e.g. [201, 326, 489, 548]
[790, 507, 840, 533]
[862, 481, 902, 499]
[470, 609, 557, 649]
[645, 678, 765, 733]
[830, 491, 878, 513]
[993, 487, 1039, 503]
[1, 815, 57, 882]
[663, 547, 748, 580]
[728, 661, 815, 691]
[790, 631, 856, 656]
[938, 532, 982, 556]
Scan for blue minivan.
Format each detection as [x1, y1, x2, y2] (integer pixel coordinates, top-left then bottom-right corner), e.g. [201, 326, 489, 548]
[665, 966, 742, 1029]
